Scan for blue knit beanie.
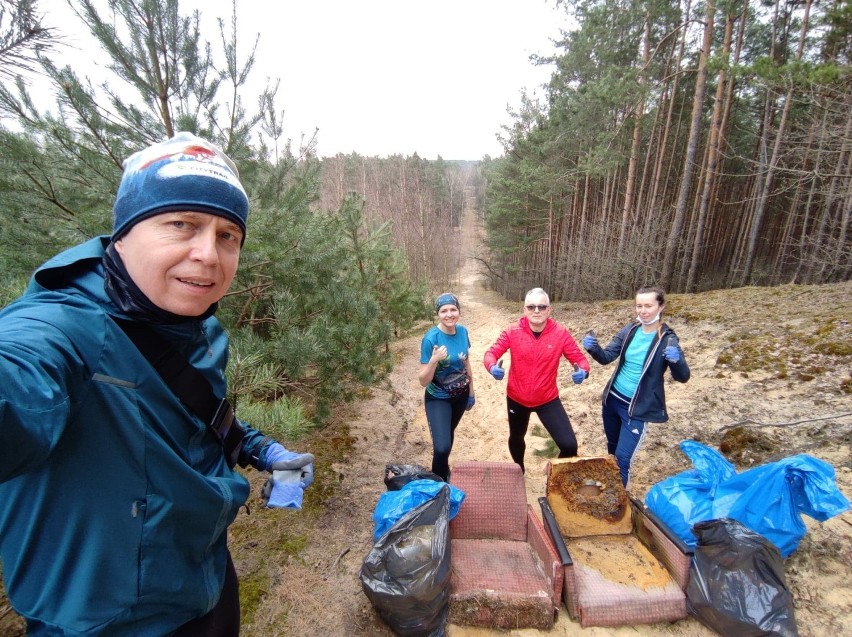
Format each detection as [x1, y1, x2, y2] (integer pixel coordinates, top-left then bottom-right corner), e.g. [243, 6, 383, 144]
[435, 292, 460, 313]
[112, 132, 249, 241]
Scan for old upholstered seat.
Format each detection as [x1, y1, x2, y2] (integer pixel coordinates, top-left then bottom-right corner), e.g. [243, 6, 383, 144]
[448, 461, 563, 630]
[540, 457, 691, 628]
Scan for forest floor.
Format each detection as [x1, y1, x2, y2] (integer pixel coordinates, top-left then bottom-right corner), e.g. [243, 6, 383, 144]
[1, 207, 850, 637]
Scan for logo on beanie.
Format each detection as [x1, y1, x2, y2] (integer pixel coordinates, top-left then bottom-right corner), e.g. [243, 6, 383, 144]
[156, 154, 245, 191]
[132, 143, 246, 195]
[139, 143, 217, 169]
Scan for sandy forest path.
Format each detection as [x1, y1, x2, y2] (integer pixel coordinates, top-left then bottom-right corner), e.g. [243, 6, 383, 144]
[244, 204, 852, 637]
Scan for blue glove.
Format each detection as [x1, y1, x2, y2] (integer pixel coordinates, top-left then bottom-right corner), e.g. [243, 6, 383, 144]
[466, 395, 476, 411]
[262, 443, 314, 488]
[571, 367, 587, 384]
[582, 334, 598, 350]
[261, 471, 305, 509]
[490, 364, 505, 380]
[664, 345, 681, 363]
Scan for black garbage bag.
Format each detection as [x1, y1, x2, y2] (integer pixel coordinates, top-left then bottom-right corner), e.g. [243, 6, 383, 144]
[385, 463, 443, 491]
[687, 518, 799, 637]
[360, 484, 451, 637]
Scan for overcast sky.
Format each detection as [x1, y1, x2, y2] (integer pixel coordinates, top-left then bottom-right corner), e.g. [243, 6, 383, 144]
[41, 0, 568, 160]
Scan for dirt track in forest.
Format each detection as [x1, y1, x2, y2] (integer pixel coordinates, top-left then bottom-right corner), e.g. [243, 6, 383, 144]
[236, 203, 852, 636]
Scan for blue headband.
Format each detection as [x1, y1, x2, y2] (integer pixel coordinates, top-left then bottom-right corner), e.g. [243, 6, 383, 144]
[435, 293, 460, 313]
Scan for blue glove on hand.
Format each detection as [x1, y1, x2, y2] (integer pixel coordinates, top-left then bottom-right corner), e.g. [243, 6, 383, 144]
[582, 334, 598, 350]
[490, 364, 505, 380]
[261, 471, 305, 509]
[571, 367, 587, 384]
[466, 395, 476, 411]
[262, 443, 314, 488]
[663, 345, 681, 363]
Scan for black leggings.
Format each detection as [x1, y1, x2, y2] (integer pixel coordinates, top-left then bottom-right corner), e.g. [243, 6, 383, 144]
[507, 396, 578, 472]
[172, 552, 240, 637]
[424, 390, 469, 481]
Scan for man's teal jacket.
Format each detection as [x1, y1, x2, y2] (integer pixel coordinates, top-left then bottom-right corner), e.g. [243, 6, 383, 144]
[0, 237, 268, 636]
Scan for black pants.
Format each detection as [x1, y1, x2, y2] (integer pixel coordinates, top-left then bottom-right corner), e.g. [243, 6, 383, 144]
[172, 552, 240, 637]
[424, 390, 469, 480]
[506, 396, 578, 472]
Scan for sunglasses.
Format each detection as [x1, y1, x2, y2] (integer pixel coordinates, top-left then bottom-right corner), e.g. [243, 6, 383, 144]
[525, 304, 549, 312]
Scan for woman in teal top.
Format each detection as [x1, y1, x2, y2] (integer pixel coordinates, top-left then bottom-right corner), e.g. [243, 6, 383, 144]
[418, 293, 475, 480]
[582, 286, 690, 486]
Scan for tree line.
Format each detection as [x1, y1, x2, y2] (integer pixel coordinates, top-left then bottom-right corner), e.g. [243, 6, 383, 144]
[483, 0, 851, 301]
[318, 153, 479, 285]
[4, 0, 848, 427]
[0, 0, 470, 433]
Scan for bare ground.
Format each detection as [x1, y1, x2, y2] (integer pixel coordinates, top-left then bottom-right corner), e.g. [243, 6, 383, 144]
[2, 207, 850, 637]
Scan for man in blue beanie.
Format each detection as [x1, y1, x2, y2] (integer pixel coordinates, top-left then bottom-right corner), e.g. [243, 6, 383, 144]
[0, 133, 313, 636]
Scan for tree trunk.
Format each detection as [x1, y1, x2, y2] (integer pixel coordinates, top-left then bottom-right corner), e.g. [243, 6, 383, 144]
[741, 0, 812, 285]
[661, 0, 715, 290]
[618, 14, 651, 254]
[646, 0, 691, 241]
[686, 8, 736, 291]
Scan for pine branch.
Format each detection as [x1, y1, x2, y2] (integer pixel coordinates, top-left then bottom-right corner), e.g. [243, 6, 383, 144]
[0, 0, 59, 82]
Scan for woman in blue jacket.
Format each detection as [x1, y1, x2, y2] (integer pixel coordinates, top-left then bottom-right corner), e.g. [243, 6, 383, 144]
[582, 286, 690, 487]
[0, 133, 313, 637]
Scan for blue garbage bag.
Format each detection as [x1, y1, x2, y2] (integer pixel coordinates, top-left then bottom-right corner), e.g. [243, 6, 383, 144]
[645, 441, 737, 548]
[645, 441, 850, 557]
[361, 484, 452, 637]
[373, 479, 466, 541]
[713, 454, 851, 557]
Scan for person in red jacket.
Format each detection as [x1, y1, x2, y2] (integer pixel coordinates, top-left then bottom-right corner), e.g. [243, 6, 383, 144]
[483, 288, 590, 472]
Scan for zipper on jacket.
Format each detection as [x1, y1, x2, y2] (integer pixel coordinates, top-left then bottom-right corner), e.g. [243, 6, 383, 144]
[627, 328, 668, 417]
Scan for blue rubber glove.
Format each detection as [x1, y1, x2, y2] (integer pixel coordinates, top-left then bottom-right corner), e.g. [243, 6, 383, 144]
[466, 395, 476, 411]
[663, 345, 681, 363]
[582, 334, 598, 350]
[262, 443, 314, 488]
[490, 364, 505, 380]
[261, 472, 305, 509]
[571, 367, 587, 384]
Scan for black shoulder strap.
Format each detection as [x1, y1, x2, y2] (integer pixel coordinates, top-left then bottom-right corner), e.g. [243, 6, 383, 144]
[111, 317, 246, 467]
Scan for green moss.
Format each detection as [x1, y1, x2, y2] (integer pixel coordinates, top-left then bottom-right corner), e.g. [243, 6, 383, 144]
[669, 308, 704, 322]
[719, 426, 779, 465]
[230, 522, 308, 625]
[712, 320, 849, 380]
[532, 439, 559, 458]
[239, 572, 272, 625]
[815, 341, 852, 356]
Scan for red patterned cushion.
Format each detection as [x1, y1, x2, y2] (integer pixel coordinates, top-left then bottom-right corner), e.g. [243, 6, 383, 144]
[449, 539, 555, 629]
[450, 462, 527, 541]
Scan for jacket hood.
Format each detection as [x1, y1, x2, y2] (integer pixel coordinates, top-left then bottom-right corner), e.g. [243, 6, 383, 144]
[29, 235, 111, 303]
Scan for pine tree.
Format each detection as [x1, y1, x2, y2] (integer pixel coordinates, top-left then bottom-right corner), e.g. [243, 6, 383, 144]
[0, 0, 430, 429]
